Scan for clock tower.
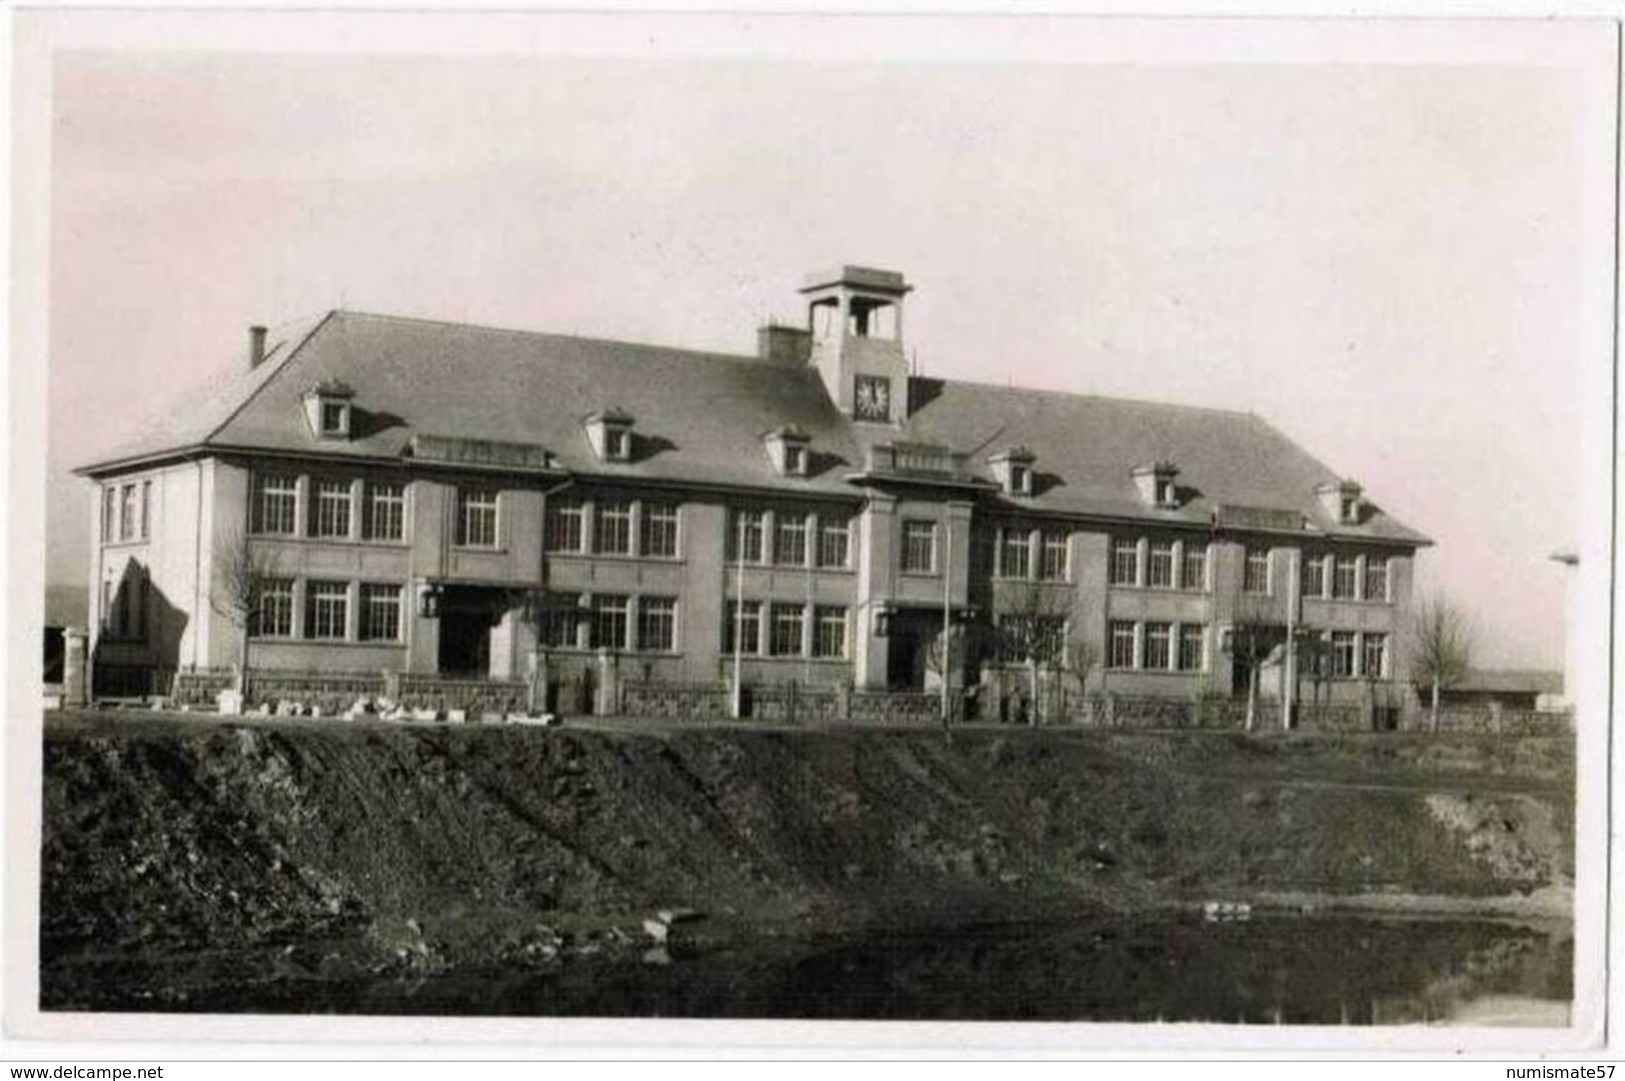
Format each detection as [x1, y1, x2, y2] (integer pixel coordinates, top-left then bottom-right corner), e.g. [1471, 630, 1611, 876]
[800, 266, 912, 425]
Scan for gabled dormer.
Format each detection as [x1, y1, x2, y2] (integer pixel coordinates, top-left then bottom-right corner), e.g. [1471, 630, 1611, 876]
[990, 446, 1036, 497]
[302, 379, 357, 440]
[1132, 460, 1180, 509]
[763, 424, 811, 477]
[1316, 479, 1363, 525]
[584, 407, 635, 463]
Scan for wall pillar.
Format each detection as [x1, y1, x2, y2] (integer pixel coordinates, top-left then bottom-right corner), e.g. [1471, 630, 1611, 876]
[595, 648, 620, 716]
[63, 627, 88, 707]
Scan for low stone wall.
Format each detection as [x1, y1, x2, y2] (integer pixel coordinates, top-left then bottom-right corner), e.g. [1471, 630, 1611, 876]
[850, 690, 959, 726]
[620, 681, 731, 722]
[1069, 694, 1245, 730]
[169, 669, 236, 707]
[394, 674, 529, 717]
[1399, 708, 1572, 736]
[250, 671, 386, 715]
[751, 684, 844, 724]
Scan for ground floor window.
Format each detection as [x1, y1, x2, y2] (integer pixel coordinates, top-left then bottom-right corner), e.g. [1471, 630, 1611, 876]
[1331, 630, 1357, 677]
[251, 578, 296, 638]
[813, 606, 848, 659]
[1177, 624, 1206, 672]
[542, 593, 581, 648]
[590, 594, 629, 650]
[1109, 620, 1137, 669]
[723, 600, 762, 655]
[359, 583, 402, 642]
[637, 597, 677, 652]
[305, 580, 349, 640]
[770, 603, 805, 657]
[1143, 621, 1173, 670]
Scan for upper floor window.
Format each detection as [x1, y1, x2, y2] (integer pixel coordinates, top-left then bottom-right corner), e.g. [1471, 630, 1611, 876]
[784, 443, 807, 476]
[637, 597, 677, 653]
[310, 479, 353, 539]
[641, 502, 679, 558]
[455, 487, 499, 549]
[818, 517, 851, 568]
[901, 520, 938, 574]
[1109, 538, 1140, 587]
[119, 484, 140, 541]
[545, 496, 586, 553]
[1000, 529, 1031, 579]
[305, 580, 349, 640]
[776, 514, 809, 567]
[1243, 547, 1271, 595]
[303, 379, 356, 440]
[363, 481, 406, 542]
[585, 408, 634, 462]
[1039, 530, 1068, 581]
[321, 402, 348, 436]
[1181, 543, 1208, 591]
[101, 488, 116, 543]
[1302, 553, 1328, 599]
[1332, 555, 1359, 600]
[1148, 541, 1176, 589]
[727, 509, 767, 564]
[251, 474, 299, 536]
[359, 583, 403, 642]
[1364, 557, 1390, 602]
[595, 499, 633, 555]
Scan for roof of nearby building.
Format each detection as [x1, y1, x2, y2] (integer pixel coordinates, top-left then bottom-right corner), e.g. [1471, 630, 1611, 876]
[1445, 670, 1565, 696]
[79, 310, 1429, 544]
[44, 584, 88, 629]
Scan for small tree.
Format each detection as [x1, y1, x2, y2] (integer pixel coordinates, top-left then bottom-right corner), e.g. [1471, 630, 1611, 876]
[1405, 594, 1473, 732]
[1224, 603, 1283, 732]
[209, 526, 283, 696]
[994, 582, 1071, 726]
[515, 586, 569, 714]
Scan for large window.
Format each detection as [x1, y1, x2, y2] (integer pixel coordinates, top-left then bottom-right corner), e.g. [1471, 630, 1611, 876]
[813, 606, 848, 659]
[1302, 554, 1328, 599]
[1000, 529, 1032, 579]
[590, 594, 629, 650]
[770, 603, 805, 657]
[304, 580, 349, 640]
[902, 520, 937, 573]
[359, 583, 402, 642]
[818, 517, 850, 568]
[1148, 541, 1175, 588]
[363, 481, 405, 542]
[723, 600, 762, 655]
[637, 597, 677, 652]
[311, 479, 353, 539]
[1362, 632, 1388, 678]
[1110, 538, 1139, 586]
[455, 487, 499, 548]
[542, 593, 581, 648]
[251, 474, 299, 536]
[776, 513, 808, 566]
[140, 482, 151, 540]
[1331, 631, 1357, 678]
[101, 488, 116, 543]
[1178, 624, 1206, 672]
[251, 578, 295, 638]
[1039, 530, 1068, 581]
[1109, 620, 1138, 669]
[595, 499, 633, 555]
[727, 509, 767, 564]
[1243, 547, 1271, 595]
[1332, 556, 1359, 600]
[641, 502, 679, 558]
[1143, 622, 1173, 670]
[119, 484, 139, 541]
[1364, 557, 1390, 602]
[1181, 543, 1208, 591]
[545, 497, 586, 553]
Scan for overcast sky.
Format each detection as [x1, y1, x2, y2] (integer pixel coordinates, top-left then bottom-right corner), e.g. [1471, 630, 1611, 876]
[37, 16, 1614, 669]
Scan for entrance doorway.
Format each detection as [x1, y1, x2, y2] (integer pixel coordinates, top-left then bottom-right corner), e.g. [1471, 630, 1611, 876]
[884, 608, 945, 691]
[437, 586, 503, 677]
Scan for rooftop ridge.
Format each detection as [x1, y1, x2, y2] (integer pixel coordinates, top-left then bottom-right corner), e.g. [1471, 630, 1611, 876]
[916, 372, 1264, 424]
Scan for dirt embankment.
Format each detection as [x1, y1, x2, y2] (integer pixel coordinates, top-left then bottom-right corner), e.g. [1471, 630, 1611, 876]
[40, 718, 1573, 999]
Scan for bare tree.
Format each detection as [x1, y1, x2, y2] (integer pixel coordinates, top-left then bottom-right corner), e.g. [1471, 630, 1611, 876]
[993, 581, 1071, 726]
[1223, 602, 1283, 732]
[1405, 593, 1473, 732]
[514, 586, 570, 714]
[209, 526, 283, 696]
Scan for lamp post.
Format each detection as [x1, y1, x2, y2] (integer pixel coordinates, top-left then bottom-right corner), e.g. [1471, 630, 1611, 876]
[731, 513, 746, 719]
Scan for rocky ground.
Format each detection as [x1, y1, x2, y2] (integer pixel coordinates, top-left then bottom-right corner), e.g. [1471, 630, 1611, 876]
[38, 712, 1574, 1010]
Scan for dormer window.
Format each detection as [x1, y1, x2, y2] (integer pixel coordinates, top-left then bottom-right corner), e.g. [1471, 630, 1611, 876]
[302, 379, 356, 440]
[1132, 460, 1180, 509]
[990, 446, 1037, 496]
[1316, 479, 1364, 525]
[763, 424, 812, 477]
[584, 407, 634, 463]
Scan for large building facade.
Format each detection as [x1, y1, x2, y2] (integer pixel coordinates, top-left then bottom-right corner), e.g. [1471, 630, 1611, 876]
[79, 266, 1428, 715]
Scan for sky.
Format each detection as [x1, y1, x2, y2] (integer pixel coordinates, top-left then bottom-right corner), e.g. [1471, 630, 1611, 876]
[36, 16, 1615, 670]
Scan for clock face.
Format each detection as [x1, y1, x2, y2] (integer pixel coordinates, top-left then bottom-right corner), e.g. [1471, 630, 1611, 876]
[854, 375, 891, 421]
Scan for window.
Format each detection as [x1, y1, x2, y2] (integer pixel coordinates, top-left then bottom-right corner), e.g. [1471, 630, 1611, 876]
[1362, 632, 1388, 679]
[250, 578, 295, 638]
[99, 580, 112, 632]
[604, 427, 630, 460]
[1148, 541, 1175, 588]
[1331, 631, 1357, 678]
[637, 597, 677, 652]
[1155, 477, 1175, 506]
[783, 443, 807, 475]
[995, 615, 1065, 664]
[1182, 543, 1208, 591]
[1009, 464, 1030, 495]
[545, 497, 586, 553]
[1039, 530, 1068, 581]
[1243, 547, 1271, 595]
[818, 517, 851, 568]
[455, 487, 499, 548]
[140, 482, 151, 539]
[101, 488, 116, 543]
[1000, 529, 1032, 579]
[723, 599, 762, 655]
[1178, 624, 1206, 672]
[770, 603, 806, 657]
[727, 509, 767, 564]
[641, 502, 679, 558]
[590, 594, 629, 650]
[311, 479, 353, 539]
[119, 484, 139, 541]
[776, 513, 808, 566]
[813, 606, 848, 659]
[320, 401, 348, 435]
[1144, 622, 1173, 670]
[359, 583, 402, 642]
[1109, 620, 1138, 669]
[902, 520, 937, 574]
[305, 580, 349, 640]
[1364, 557, 1389, 602]
[1110, 538, 1139, 586]
[363, 481, 405, 542]
[1302, 554, 1328, 599]
[1332, 556, 1359, 600]
[595, 499, 633, 555]
[541, 593, 581, 648]
[251, 474, 299, 535]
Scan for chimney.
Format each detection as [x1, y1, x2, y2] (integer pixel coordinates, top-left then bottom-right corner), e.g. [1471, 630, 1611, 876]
[757, 324, 812, 365]
[248, 325, 268, 370]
